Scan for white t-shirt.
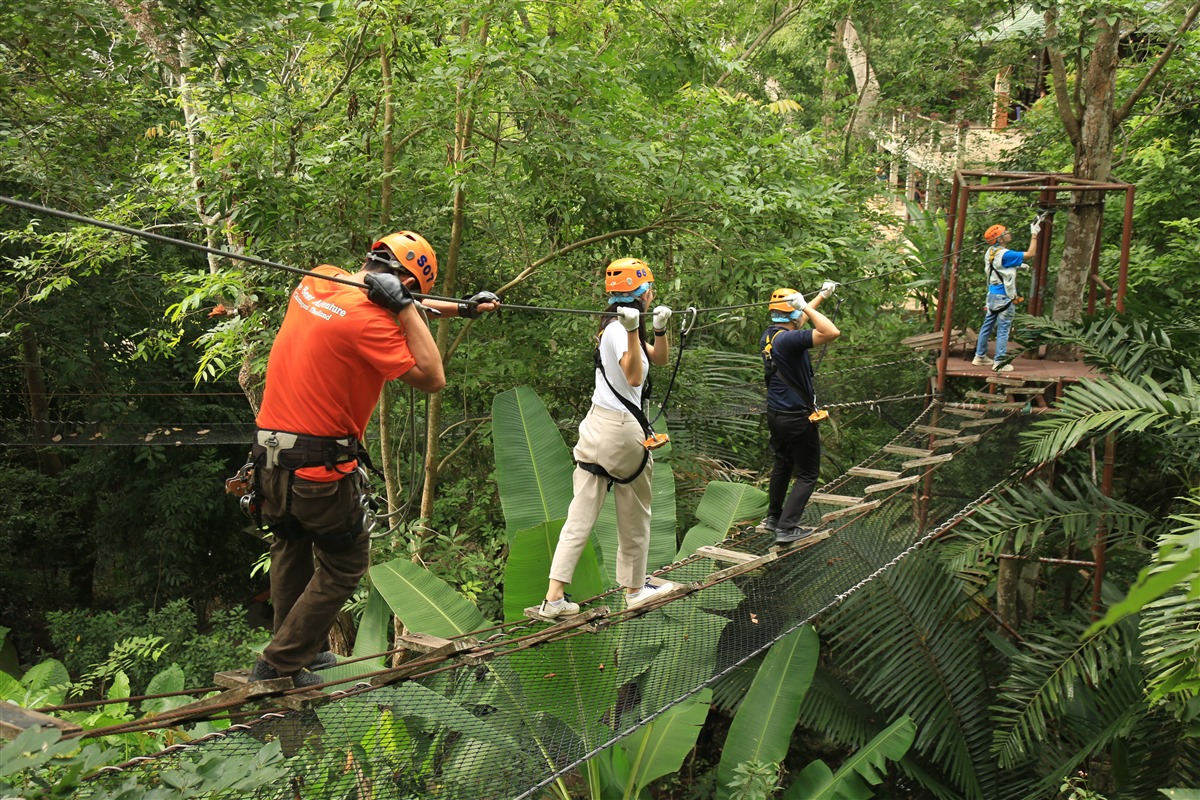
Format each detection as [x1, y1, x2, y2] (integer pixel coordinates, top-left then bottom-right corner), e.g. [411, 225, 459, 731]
[591, 321, 647, 412]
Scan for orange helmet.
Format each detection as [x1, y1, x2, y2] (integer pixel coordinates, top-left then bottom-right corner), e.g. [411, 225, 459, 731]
[984, 225, 1008, 245]
[769, 288, 799, 313]
[605, 258, 654, 295]
[371, 231, 438, 295]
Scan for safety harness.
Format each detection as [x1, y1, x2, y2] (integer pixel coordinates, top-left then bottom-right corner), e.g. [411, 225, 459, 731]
[576, 344, 660, 486]
[762, 325, 827, 423]
[984, 246, 1018, 316]
[227, 430, 384, 545]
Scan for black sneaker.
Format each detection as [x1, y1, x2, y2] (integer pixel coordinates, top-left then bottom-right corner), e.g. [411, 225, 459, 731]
[754, 516, 778, 534]
[309, 651, 338, 671]
[250, 658, 323, 688]
[250, 658, 281, 682]
[774, 526, 815, 544]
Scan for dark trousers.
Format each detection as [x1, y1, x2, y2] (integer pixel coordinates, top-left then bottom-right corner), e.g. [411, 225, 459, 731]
[257, 468, 368, 674]
[766, 408, 822, 531]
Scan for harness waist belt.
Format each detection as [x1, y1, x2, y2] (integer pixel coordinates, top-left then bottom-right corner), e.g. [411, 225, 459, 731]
[252, 429, 359, 471]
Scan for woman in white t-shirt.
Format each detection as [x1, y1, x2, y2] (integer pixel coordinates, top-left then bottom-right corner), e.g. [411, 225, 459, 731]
[540, 258, 673, 616]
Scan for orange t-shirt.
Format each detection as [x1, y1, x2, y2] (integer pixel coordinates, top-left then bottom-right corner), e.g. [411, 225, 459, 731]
[256, 265, 416, 481]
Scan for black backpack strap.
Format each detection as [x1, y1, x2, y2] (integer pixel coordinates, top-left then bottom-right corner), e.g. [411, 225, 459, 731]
[593, 347, 656, 439]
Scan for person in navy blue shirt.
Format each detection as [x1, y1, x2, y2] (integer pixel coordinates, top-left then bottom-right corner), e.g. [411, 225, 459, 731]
[756, 282, 841, 544]
[972, 220, 1040, 372]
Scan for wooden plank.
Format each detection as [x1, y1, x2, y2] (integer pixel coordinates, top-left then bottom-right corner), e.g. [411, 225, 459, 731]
[902, 453, 955, 469]
[809, 492, 866, 506]
[882, 444, 933, 457]
[940, 406, 986, 419]
[986, 375, 1027, 387]
[704, 551, 779, 582]
[213, 670, 294, 693]
[821, 500, 881, 523]
[865, 475, 923, 494]
[958, 416, 1007, 429]
[915, 425, 959, 436]
[1, 704, 82, 740]
[279, 689, 332, 711]
[848, 467, 902, 480]
[964, 391, 1007, 403]
[1004, 386, 1050, 395]
[695, 545, 760, 564]
[770, 529, 833, 552]
[396, 633, 478, 658]
[932, 434, 983, 449]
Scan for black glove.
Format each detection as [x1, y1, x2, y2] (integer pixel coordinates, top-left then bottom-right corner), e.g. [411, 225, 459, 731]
[364, 272, 413, 313]
[458, 290, 500, 319]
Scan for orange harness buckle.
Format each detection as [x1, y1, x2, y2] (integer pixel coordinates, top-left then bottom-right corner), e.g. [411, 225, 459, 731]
[643, 433, 670, 450]
[808, 409, 829, 424]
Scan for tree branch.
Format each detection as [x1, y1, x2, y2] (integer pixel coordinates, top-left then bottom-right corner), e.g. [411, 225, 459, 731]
[1044, 7, 1082, 146]
[1114, 0, 1200, 124]
[715, 1, 810, 88]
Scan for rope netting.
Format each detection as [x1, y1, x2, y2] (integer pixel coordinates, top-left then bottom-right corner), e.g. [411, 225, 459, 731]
[74, 358, 1038, 799]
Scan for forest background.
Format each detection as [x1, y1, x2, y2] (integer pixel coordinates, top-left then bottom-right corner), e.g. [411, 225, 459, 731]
[3, 0, 1200, 798]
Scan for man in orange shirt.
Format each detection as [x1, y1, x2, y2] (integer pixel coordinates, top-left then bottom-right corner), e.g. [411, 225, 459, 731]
[249, 232, 498, 687]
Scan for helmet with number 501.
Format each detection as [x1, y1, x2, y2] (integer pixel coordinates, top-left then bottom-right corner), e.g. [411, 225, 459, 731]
[371, 232, 438, 295]
[605, 258, 654, 295]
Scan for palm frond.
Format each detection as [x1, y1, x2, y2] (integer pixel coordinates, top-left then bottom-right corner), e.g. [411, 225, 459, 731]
[822, 548, 1000, 800]
[1021, 312, 1200, 381]
[989, 615, 1132, 770]
[1021, 372, 1200, 464]
[940, 477, 1155, 572]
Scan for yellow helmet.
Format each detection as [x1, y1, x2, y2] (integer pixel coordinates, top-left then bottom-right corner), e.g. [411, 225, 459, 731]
[605, 258, 654, 294]
[371, 231, 438, 295]
[769, 288, 798, 314]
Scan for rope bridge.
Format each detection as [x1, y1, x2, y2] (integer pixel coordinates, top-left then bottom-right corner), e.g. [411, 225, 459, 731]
[69, 362, 1039, 799]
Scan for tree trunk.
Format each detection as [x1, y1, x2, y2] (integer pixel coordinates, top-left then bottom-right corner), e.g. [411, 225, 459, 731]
[821, 20, 847, 129]
[21, 327, 63, 476]
[417, 17, 489, 533]
[840, 18, 879, 141]
[1050, 21, 1119, 329]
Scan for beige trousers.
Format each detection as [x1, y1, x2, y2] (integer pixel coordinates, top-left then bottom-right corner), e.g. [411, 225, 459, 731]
[549, 404, 654, 590]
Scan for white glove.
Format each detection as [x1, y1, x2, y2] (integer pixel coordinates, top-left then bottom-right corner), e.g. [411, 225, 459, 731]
[652, 305, 672, 331]
[819, 280, 838, 299]
[785, 292, 807, 311]
[1030, 220, 1042, 237]
[617, 306, 640, 331]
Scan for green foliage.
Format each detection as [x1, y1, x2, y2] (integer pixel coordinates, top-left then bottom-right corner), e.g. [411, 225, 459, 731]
[44, 600, 267, 694]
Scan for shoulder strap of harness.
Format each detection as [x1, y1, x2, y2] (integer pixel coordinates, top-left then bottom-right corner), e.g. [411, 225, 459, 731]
[593, 346, 656, 439]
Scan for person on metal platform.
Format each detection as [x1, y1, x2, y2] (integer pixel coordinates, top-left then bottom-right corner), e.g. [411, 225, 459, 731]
[755, 282, 840, 545]
[972, 220, 1040, 373]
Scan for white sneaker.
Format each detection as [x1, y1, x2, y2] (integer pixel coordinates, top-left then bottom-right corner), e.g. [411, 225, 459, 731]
[993, 362, 1014, 373]
[971, 355, 990, 366]
[539, 597, 580, 618]
[625, 581, 677, 608]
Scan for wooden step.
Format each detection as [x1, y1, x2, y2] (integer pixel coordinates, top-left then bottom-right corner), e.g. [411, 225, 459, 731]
[1, 704, 82, 740]
[964, 391, 1007, 403]
[959, 416, 1007, 429]
[932, 434, 983, 449]
[1004, 386, 1049, 395]
[986, 375, 1027, 387]
[915, 425, 960, 436]
[940, 406, 986, 419]
[211, 669, 329, 712]
[809, 493, 866, 506]
[883, 444, 933, 457]
[397, 633, 478, 658]
[902, 453, 955, 470]
[695, 545, 760, 564]
[821, 500, 880, 523]
[848, 467, 902, 480]
[865, 475, 922, 494]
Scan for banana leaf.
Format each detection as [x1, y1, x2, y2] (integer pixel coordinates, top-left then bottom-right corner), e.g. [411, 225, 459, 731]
[619, 689, 713, 796]
[677, 481, 768, 559]
[492, 386, 575, 540]
[782, 715, 916, 800]
[716, 625, 819, 798]
[370, 557, 487, 637]
[502, 519, 607, 622]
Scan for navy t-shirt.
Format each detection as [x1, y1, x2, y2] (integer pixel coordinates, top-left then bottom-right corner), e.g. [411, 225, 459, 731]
[761, 325, 816, 413]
